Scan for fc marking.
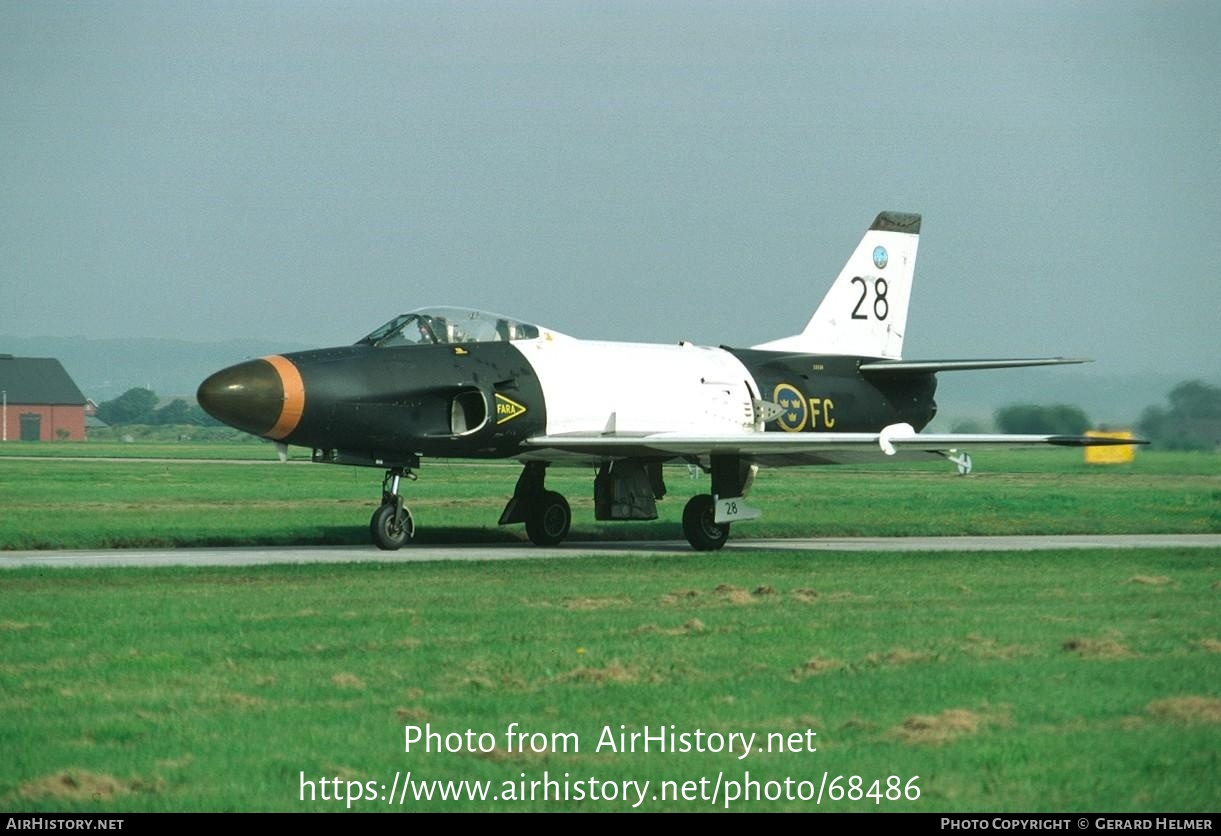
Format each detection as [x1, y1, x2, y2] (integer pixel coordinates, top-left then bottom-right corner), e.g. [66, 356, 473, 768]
[495, 393, 527, 424]
[772, 383, 835, 432]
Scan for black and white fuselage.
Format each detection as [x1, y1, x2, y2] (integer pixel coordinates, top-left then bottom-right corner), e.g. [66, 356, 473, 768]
[197, 211, 1121, 550]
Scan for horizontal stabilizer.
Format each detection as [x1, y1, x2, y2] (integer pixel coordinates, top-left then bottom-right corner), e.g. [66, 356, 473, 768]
[859, 357, 1089, 374]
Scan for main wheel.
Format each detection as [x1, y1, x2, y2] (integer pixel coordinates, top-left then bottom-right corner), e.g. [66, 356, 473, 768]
[525, 490, 571, 546]
[370, 502, 414, 550]
[682, 494, 729, 551]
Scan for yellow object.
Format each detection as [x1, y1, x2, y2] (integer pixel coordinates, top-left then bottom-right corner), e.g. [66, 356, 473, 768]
[1085, 431, 1135, 464]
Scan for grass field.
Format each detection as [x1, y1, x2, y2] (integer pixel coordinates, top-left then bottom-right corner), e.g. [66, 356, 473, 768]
[1, 550, 1218, 812]
[0, 447, 1216, 550]
[0, 444, 1217, 812]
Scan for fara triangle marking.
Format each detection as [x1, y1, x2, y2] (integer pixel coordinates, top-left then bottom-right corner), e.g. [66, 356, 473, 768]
[495, 393, 527, 424]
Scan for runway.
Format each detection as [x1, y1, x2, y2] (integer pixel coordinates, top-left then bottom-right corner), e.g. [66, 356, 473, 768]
[1, 534, 1216, 569]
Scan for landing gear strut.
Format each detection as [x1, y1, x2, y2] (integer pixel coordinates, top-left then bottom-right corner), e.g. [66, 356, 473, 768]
[681, 455, 756, 551]
[371, 466, 416, 550]
[499, 461, 572, 546]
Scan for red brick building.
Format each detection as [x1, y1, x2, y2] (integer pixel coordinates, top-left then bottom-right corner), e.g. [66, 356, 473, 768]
[0, 355, 88, 441]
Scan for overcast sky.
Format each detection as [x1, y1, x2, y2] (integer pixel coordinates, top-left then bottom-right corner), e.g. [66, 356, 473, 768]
[2, 1, 1218, 376]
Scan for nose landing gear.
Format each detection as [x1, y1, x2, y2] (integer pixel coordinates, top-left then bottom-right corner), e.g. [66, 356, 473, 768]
[371, 466, 417, 550]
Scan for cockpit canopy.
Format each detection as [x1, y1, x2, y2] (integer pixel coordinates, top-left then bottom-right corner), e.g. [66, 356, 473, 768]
[358, 307, 542, 348]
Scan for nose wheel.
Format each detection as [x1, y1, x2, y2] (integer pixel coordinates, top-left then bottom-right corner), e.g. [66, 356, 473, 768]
[371, 501, 414, 550]
[371, 466, 417, 550]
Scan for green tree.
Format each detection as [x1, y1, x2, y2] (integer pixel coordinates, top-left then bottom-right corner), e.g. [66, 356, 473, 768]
[153, 399, 193, 425]
[186, 403, 222, 426]
[994, 403, 1090, 435]
[950, 418, 988, 434]
[1137, 380, 1221, 450]
[96, 388, 159, 425]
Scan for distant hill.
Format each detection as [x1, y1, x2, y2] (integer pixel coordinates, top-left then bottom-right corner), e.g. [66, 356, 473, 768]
[2, 335, 1211, 428]
[0, 336, 315, 401]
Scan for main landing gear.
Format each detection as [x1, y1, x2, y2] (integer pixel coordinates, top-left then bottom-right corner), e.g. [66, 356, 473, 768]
[498, 456, 755, 551]
[371, 466, 417, 550]
[498, 461, 572, 546]
[525, 491, 572, 546]
[681, 494, 729, 551]
[680, 455, 758, 552]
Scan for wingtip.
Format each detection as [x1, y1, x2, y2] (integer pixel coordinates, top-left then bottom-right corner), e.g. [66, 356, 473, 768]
[1046, 435, 1150, 447]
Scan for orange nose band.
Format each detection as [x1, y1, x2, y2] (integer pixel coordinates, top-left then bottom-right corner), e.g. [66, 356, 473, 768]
[263, 354, 305, 440]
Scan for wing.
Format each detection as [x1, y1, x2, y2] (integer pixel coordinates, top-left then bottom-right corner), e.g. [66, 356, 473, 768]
[521, 424, 1144, 466]
[858, 357, 1088, 374]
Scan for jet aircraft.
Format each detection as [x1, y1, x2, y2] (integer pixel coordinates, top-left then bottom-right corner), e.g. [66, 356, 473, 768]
[197, 211, 1139, 551]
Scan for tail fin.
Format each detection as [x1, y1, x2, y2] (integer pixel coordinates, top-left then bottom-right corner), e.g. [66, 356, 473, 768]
[754, 211, 921, 359]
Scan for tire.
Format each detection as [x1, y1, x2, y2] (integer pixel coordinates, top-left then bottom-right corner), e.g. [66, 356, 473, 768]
[525, 491, 571, 546]
[682, 494, 729, 551]
[370, 502, 414, 550]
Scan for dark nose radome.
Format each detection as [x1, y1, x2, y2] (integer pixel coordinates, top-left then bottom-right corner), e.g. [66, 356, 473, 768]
[197, 356, 304, 439]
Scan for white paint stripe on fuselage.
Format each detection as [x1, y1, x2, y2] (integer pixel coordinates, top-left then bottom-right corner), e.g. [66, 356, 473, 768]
[515, 335, 761, 438]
